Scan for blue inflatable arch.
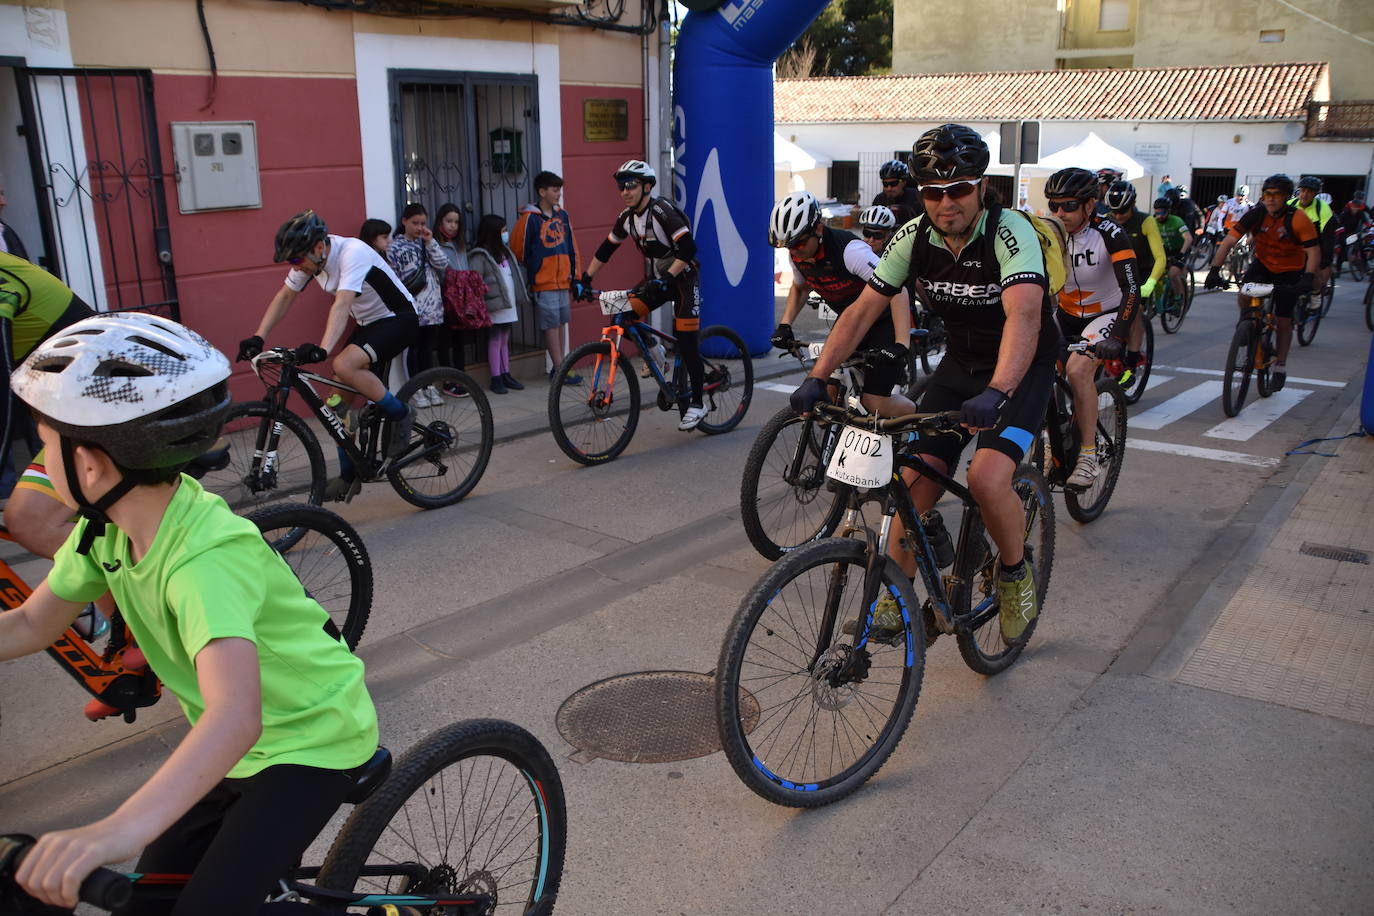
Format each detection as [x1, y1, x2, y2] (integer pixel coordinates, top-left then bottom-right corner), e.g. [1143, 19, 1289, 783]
[674, 0, 831, 354]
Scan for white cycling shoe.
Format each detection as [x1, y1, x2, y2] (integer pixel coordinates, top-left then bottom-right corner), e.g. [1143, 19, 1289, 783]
[678, 405, 709, 431]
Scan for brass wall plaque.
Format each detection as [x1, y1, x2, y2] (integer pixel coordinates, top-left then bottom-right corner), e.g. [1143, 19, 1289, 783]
[584, 98, 629, 143]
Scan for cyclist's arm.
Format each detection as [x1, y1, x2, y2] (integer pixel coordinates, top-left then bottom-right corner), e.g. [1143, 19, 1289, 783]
[17, 637, 262, 908]
[805, 285, 891, 380]
[888, 287, 912, 344]
[584, 237, 620, 281]
[778, 279, 809, 327]
[1100, 222, 1140, 331]
[253, 283, 302, 339]
[319, 289, 358, 354]
[989, 283, 1041, 395]
[1178, 218, 1194, 254]
[0, 579, 85, 661]
[1141, 218, 1167, 284]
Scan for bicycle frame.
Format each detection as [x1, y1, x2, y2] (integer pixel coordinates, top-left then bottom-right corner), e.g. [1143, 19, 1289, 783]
[1241, 293, 1278, 373]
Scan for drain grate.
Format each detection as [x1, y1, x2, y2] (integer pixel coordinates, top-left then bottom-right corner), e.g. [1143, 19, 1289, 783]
[556, 671, 758, 764]
[1299, 542, 1371, 564]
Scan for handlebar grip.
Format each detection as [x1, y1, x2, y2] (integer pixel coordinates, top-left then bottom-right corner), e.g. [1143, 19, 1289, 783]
[79, 866, 133, 909]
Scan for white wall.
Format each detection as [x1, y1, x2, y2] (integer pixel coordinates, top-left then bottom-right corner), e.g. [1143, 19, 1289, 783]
[354, 31, 561, 223]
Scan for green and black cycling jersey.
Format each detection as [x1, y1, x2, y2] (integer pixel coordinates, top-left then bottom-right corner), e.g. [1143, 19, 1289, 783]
[868, 204, 1060, 372]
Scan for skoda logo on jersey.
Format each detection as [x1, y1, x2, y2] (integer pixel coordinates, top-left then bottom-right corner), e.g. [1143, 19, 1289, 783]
[676, 104, 749, 287]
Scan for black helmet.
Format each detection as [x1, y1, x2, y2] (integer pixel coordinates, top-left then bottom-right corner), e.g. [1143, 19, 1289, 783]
[274, 209, 328, 263]
[1164, 186, 1182, 201]
[1297, 175, 1322, 192]
[1103, 180, 1137, 211]
[1045, 167, 1098, 200]
[878, 159, 910, 181]
[1152, 198, 1171, 211]
[910, 124, 989, 184]
[1262, 173, 1295, 198]
[1096, 167, 1123, 185]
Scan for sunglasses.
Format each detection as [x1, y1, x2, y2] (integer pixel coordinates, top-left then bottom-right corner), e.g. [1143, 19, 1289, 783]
[616, 178, 642, 191]
[920, 180, 979, 203]
[881, 179, 902, 188]
[862, 229, 890, 240]
[787, 234, 817, 251]
[1046, 198, 1086, 213]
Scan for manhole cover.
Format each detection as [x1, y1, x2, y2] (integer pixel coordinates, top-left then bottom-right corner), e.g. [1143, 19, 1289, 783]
[556, 671, 758, 764]
[1299, 542, 1370, 564]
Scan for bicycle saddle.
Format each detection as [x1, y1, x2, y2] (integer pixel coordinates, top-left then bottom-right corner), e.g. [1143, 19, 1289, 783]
[1239, 282, 1275, 298]
[344, 747, 393, 804]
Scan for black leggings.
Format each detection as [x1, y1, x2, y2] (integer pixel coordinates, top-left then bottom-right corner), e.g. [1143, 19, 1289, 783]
[408, 325, 467, 375]
[115, 764, 353, 916]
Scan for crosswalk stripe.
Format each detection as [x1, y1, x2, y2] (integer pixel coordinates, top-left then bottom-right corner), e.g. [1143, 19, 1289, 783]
[1203, 388, 1312, 441]
[759, 381, 801, 394]
[1128, 438, 1280, 468]
[1131, 381, 1224, 430]
[1143, 373, 1174, 389]
[1153, 365, 1345, 388]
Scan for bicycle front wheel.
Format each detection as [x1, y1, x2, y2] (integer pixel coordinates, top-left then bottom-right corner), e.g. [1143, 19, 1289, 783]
[716, 537, 925, 807]
[1064, 379, 1127, 524]
[1295, 296, 1321, 347]
[1319, 276, 1334, 317]
[1119, 315, 1153, 405]
[1160, 285, 1184, 334]
[695, 325, 753, 434]
[247, 503, 372, 650]
[739, 407, 848, 560]
[317, 718, 566, 916]
[548, 341, 640, 464]
[1222, 321, 1254, 417]
[199, 401, 327, 514]
[389, 368, 493, 509]
[955, 465, 1055, 676]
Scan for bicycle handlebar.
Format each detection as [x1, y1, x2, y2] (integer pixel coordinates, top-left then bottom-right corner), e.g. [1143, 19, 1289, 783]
[812, 402, 962, 435]
[0, 835, 133, 910]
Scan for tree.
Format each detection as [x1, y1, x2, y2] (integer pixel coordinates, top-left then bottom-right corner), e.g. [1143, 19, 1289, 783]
[777, 0, 892, 78]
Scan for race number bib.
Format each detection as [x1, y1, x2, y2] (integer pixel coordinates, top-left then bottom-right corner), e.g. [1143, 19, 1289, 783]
[825, 425, 894, 489]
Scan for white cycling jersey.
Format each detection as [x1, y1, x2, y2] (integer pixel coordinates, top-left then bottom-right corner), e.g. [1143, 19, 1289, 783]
[284, 235, 415, 326]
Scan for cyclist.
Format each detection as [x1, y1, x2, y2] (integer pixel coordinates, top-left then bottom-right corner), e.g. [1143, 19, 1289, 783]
[1290, 175, 1335, 293]
[1104, 180, 1162, 328]
[1094, 168, 1124, 216]
[857, 204, 898, 255]
[1047, 167, 1139, 490]
[1205, 173, 1320, 391]
[1, 313, 378, 914]
[873, 159, 920, 227]
[1165, 184, 1204, 235]
[1152, 196, 1194, 302]
[1205, 194, 1229, 240]
[1221, 185, 1252, 231]
[577, 159, 710, 430]
[792, 123, 1064, 644]
[242, 210, 419, 501]
[769, 191, 914, 417]
[1335, 191, 1372, 277]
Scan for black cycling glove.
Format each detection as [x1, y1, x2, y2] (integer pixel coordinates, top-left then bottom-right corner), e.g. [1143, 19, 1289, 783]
[237, 335, 264, 362]
[572, 273, 594, 302]
[790, 377, 829, 417]
[875, 341, 909, 370]
[1094, 337, 1126, 361]
[770, 323, 796, 350]
[1203, 267, 1229, 290]
[294, 343, 328, 365]
[960, 386, 1008, 430]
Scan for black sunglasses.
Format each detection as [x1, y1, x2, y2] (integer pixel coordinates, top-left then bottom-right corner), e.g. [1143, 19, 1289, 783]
[862, 229, 889, 240]
[920, 180, 979, 203]
[1046, 199, 1086, 213]
[616, 178, 642, 190]
[881, 179, 902, 188]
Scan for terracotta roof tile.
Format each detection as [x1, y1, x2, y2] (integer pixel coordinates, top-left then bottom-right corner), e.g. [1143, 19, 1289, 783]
[776, 63, 1327, 123]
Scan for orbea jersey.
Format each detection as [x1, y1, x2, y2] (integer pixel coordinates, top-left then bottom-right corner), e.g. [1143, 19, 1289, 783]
[869, 205, 1060, 371]
[284, 234, 414, 327]
[1058, 214, 1139, 322]
[790, 226, 876, 310]
[0, 250, 87, 359]
[1230, 205, 1318, 274]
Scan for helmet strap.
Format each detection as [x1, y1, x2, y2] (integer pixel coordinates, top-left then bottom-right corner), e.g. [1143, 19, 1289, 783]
[60, 437, 139, 556]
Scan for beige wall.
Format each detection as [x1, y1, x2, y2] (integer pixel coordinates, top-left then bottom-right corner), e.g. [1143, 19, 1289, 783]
[1061, 0, 1137, 50]
[893, 0, 1058, 74]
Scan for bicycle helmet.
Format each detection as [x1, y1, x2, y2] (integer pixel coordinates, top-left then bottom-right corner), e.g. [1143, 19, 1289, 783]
[1262, 173, 1295, 198]
[878, 159, 910, 181]
[1045, 167, 1098, 200]
[857, 205, 897, 231]
[1238, 184, 1251, 197]
[1354, 191, 1366, 203]
[768, 191, 822, 248]
[1297, 175, 1322, 192]
[1318, 192, 1332, 205]
[613, 159, 657, 187]
[1174, 184, 1190, 198]
[1103, 180, 1137, 211]
[1217, 195, 1228, 203]
[1152, 198, 1171, 211]
[910, 124, 989, 184]
[1096, 168, 1123, 185]
[273, 209, 329, 263]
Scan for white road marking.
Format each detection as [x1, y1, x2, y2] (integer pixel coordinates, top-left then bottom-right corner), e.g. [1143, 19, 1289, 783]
[1131, 381, 1225, 430]
[759, 381, 802, 394]
[1143, 373, 1175, 389]
[1203, 388, 1312, 441]
[1128, 438, 1280, 468]
[1153, 365, 1345, 388]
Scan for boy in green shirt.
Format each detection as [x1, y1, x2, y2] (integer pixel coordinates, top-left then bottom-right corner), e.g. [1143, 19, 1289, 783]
[1, 312, 378, 914]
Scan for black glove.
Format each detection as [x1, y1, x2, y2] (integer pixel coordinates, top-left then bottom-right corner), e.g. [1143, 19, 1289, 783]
[1094, 337, 1126, 361]
[790, 376, 829, 417]
[960, 386, 1008, 430]
[635, 276, 672, 308]
[237, 335, 263, 362]
[294, 343, 328, 365]
[770, 323, 796, 349]
[875, 341, 909, 371]
[572, 273, 594, 302]
[1294, 272, 1315, 295]
[1204, 267, 1229, 290]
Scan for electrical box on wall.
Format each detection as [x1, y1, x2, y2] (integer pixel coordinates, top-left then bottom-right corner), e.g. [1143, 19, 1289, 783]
[171, 121, 261, 213]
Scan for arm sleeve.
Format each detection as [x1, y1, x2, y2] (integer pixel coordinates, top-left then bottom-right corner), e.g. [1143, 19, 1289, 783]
[1292, 210, 1320, 247]
[425, 237, 448, 270]
[994, 211, 1049, 290]
[607, 208, 631, 244]
[282, 268, 311, 293]
[1101, 222, 1140, 330]
[1141, 218, 1166, 283]
[842, 239, 879, 282]
[45, 521, 110, 604]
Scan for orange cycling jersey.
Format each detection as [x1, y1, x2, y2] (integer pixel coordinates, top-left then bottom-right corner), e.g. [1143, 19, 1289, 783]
[1229, 205, 1318, 274]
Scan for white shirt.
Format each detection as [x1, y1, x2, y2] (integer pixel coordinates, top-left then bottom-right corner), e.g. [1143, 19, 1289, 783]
[283, 235, 414, 326]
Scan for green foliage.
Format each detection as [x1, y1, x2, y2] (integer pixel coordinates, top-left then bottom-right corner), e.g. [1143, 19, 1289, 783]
[780, 0, 893, 78]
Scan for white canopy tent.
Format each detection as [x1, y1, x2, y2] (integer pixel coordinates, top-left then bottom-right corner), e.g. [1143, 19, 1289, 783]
[1021, 131, 1147, 179]
[774, 132, 832, 172]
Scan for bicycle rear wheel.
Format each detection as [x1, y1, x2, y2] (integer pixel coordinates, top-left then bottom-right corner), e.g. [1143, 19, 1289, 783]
[199, 401, 327, 514]
[1364, 278, 1374, 331]
[247, 503, 372, 650]
[1222, 321, 1254, 417]
[1295, 296, 1321, 347]
[955, 465, 1055, 676]
[390, 368, 494, 509]
[695, 325, 753, 434]
[1119, 315, 1153, 405]
[739, 407, 848, 560]
[716, 537, 925, 807]
[548, 341, 640, 464]
[1064, 379, 1127, 524]
[1159, 284, 1185, 334]
[317, 718, 565, 916]
[1319, 276, 1334, 317]
[1255, 326, 1274, 398]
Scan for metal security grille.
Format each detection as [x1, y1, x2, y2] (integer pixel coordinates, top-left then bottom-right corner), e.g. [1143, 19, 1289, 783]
[16, 68, 177, 320]
[1299, 542, 1371, 565]
[392, 71, 542, 358]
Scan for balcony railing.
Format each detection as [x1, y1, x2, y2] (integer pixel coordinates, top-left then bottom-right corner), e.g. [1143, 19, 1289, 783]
[1306, 101, 1374, 141]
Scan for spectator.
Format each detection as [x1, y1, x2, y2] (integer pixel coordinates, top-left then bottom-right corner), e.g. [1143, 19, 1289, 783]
[510, 171, 579, 381]
[387, 203, 449, 407]
[1157, 174, 1174, 199]
[0, 172, 29, 261]
[431, 202, 469, 385]
[358, 218, 391, 255]
[468, 214, 530, 395]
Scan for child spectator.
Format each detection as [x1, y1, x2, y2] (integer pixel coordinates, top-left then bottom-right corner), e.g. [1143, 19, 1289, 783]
[468, 214, 530, 394]
[357, 218, 391, 255]
[431, 203, 469, 391]
[510, 171, 578, 381]
[387, 204, 449, 407]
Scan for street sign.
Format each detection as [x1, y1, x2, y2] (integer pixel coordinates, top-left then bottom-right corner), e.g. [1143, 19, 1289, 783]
[1020, 121, 1040, 164]
[1000, 121, 1040, 164]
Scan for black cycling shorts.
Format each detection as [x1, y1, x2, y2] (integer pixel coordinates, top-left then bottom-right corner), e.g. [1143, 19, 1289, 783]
[1240, 263, 1303, 318]
[911, 355, 1054, 467]
[347, 312, 418, 367]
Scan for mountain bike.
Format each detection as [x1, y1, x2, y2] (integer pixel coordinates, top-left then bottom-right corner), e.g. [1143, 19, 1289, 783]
[1221, 235, 1253, 284]
[0, 503, 370, 736]
[717, 404, 1054, 807]
[0, 718, 566, 914]
[1186, 232, 1215, 272]
[1294, 284, 1324, 347]
[1115, 308, 1153, 406]
[910, 308, 947, 376]
[1031, 340, 1128, 524]
[1221, 281, 1283, 417]
[1145, 261, 1194, 334]
[200, 348, 493, 518]
[547, 290, 753, 464]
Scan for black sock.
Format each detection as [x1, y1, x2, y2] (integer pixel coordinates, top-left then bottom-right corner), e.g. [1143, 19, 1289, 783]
[1000, 558, 1026, 578]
